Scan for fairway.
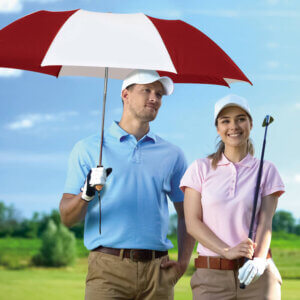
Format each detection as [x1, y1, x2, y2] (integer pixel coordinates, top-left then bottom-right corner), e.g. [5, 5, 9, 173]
[1, 237, 299, 299]
[0, 258, 299, 300]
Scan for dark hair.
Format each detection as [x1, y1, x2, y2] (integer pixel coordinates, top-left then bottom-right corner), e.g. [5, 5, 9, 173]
[208, 139, 254, 169]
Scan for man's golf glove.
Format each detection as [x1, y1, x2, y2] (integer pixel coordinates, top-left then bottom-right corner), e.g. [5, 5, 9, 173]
[81, 166, 112, 202]
[238, 257, 268, 286]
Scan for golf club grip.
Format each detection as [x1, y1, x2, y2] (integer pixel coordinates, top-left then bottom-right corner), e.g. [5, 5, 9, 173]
[239, 257, 250, 289]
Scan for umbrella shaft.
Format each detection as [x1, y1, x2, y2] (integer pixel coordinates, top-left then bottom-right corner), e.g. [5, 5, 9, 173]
[99, 67, 109, 166]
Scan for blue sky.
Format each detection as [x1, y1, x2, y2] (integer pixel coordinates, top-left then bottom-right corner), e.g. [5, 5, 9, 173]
[0, 0, 299, 220]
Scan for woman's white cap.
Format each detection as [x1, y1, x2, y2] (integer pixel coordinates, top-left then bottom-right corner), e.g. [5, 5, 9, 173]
[214, 94, 252, 124]
[121, 69, 174, 96]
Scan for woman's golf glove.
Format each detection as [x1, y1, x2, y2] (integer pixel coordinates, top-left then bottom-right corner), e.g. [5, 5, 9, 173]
[81, 166, 112, 201]
[238, 257, 268, 286]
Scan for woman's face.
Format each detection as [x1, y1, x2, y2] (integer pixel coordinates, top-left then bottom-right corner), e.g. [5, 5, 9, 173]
[216, 106, 252, 149]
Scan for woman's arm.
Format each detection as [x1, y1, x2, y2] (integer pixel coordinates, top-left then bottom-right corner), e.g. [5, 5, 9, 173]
[184, 187, 254, 260]
[254, 193, 279, 258]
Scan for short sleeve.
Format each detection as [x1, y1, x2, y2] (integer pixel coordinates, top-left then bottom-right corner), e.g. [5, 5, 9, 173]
[180, 160, 203, 194]
[167, 148, 188, 203]
[261, 162, 285, 198]
[63, 141, 90, 195]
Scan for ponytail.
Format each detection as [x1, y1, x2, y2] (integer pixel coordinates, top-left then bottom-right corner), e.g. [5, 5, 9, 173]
[208, 139, 254, 169]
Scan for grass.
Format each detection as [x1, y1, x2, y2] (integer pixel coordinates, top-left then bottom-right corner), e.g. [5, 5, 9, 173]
[0, 236, 299, 299]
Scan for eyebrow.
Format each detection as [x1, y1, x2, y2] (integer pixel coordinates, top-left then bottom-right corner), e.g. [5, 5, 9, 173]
[219, 114, 247, 119]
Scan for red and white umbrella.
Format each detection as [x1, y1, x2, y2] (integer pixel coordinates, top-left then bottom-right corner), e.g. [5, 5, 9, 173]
[0, 9, 252, 166]
[0, 9, 251, 85]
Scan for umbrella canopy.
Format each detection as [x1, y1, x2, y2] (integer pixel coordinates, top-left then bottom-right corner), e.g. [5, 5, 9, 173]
[0, 9, 251, 87]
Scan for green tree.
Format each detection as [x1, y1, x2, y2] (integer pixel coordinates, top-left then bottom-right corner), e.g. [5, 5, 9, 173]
[272, 210, 295, 233]
[33, 219, 76, 267]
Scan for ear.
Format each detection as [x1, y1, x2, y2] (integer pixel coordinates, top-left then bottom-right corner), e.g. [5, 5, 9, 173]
[121, 89, 130, 104]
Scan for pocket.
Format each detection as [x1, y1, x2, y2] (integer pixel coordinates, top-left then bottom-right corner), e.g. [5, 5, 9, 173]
[265, 259, 282, 285]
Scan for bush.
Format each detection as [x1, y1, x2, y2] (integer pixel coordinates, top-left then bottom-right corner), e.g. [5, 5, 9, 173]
[32, 219, 76, 267]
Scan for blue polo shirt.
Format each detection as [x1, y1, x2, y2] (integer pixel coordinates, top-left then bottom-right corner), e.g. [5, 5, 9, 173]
[64, 121, 187, 251]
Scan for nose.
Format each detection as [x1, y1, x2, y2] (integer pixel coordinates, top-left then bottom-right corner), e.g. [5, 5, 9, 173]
[149, 91, 159, 102]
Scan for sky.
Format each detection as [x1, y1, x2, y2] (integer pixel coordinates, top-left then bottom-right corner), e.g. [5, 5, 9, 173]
[0, 0, 299, 220]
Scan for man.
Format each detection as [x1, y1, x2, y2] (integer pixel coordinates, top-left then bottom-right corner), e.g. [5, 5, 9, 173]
[59, 69, 195, 300]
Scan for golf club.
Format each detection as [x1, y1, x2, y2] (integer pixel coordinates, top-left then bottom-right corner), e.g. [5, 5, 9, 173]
[240, 115, 274, 289]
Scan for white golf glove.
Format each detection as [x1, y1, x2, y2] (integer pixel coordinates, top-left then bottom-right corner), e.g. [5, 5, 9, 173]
[238, 257, 268, 286]
[81, 166, 112, 201]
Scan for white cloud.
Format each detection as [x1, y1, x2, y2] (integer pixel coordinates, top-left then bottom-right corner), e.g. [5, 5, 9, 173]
[186, 9, 300, 18]
[0, 68, 23, 77]
[0, 151, 68, 165]
[266, 61, 280, 69]
[5, 111, 79, 130]
[295, 103, 300, 110]
[266, 0, 280, 5]
[253, 74, 300, 82]
[0, 0, 22, 13]
[266, 42, 279, 49]
[0, 0, 61, 13]
[295, 174, 300, 183]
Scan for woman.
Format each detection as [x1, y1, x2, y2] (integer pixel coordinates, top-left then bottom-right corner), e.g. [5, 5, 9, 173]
[180, 95, 284, 299]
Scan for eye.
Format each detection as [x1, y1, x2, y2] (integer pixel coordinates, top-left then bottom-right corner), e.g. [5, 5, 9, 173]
[238, 117, 246, 122]
[156, 92, 162, 99]
[221, 119, 229, 124]
[144, 88, 151, 93]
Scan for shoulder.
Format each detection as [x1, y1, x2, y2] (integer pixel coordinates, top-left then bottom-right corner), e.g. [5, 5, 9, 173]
[186, 157, 211, 175]
[71, 134, 99, 155]
[154, 135, 185, 158]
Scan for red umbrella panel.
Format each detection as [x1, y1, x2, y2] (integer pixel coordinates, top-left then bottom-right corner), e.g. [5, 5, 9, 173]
[0, 9, 251, 86]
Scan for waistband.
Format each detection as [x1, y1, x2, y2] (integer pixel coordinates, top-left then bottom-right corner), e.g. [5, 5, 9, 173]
[92, 246, 168, 262]
[195, 249, 272, 270]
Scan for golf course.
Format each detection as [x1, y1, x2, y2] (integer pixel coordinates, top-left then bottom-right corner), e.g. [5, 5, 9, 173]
[0, 233, 299, 300]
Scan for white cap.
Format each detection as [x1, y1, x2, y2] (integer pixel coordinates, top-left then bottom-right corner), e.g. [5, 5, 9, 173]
[214, 94, 252, 124]
[121, 69, 174, 96]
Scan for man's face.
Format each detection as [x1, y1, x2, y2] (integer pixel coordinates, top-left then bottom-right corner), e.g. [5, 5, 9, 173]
[122, 81, 164, 122]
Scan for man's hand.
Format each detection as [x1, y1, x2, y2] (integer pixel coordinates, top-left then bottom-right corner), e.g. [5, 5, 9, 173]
[238, 257, 267, 286]
[160, 257, 188, 279]
[81, 166, 112, 201]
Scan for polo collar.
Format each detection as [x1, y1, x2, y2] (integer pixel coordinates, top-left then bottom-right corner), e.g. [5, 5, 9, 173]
[108, 121, 156, 143]
[217, 153, 254, 168]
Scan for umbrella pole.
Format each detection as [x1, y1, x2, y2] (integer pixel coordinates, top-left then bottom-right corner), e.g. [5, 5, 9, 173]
[96, 67, 109, 235]
[99, 67, 109, 166]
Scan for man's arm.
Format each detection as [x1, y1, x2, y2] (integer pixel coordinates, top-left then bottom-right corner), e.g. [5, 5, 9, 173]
[59, 193, 88, 228]
[161, 201, 195, 278]
[174, 201, 196, 275]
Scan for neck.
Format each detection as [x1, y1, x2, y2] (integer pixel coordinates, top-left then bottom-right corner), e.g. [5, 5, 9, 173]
[223, 144, 248, 163]
[119, 115, 150, 141]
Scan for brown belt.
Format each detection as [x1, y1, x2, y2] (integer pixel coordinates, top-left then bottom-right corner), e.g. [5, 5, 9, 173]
[195, 249, 272, 271]
[92, 246, 168, 262]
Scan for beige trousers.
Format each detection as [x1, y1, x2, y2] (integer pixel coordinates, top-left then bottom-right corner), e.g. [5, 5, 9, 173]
[85, 251, 180, 300]
[191, 259, 282, 300]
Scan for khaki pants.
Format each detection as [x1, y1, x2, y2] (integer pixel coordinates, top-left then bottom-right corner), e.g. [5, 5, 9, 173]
[85, 251, 180, 300]
[191, 259, 282, 300]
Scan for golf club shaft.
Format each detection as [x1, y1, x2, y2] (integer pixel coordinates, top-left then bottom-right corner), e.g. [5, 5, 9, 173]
[240, 120, 270, 289]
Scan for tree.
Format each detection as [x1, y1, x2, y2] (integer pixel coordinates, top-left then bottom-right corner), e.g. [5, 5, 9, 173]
[272, 210, 296, 233]
[32, 219, 76, 267]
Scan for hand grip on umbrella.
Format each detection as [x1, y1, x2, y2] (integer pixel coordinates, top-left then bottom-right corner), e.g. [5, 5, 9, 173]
[92, 166, 112, 191]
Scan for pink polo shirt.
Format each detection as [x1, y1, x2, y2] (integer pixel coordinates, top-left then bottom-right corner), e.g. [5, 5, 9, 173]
[180, 153, 285, 256]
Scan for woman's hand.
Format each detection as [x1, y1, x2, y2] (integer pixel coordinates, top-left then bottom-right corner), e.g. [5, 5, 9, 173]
[222, 238, 256, 260]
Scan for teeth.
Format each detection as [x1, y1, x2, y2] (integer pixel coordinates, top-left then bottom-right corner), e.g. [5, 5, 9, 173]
[229, 134, 240, 137]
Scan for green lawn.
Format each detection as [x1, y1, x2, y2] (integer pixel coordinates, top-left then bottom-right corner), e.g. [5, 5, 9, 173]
[0, 237, 299, 299]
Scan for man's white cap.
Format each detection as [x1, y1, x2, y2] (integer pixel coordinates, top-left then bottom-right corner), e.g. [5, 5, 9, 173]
[121, 69, 174, 96]
[214, 94, 252, 124]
